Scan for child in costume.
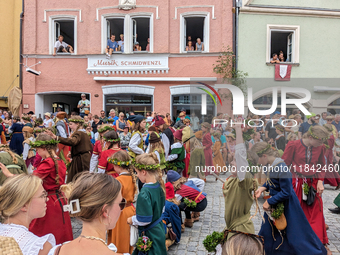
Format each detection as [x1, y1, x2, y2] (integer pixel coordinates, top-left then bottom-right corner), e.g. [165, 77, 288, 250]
[167, 129, 186, 175]
[89, 124, 115, 173]
[98, 130, 122, 178]
[252, 141, 327, 255]
[167, 170, 207, 228]
[275, 125, 286, 151]
[128, 115, 146, 159]
[0, 144, 27, 185]
[146, 131, 166, 171]
[107, 150, 137, 254]
[46, 116, 92, 183]
[201, 122, 214, 174]
[162, 182, 182, 250]
[54, 112, 71, 164]
[212, 131, 226, 178]
[222, 124, 255, 236]
[9, 116, 24, 156]
[29, 133, 73, 244]
[127, 153, 167, 255]
[282, 125, 330, 249]
[22, 126, 36, 174]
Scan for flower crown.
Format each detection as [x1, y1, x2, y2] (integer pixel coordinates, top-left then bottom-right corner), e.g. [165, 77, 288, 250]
[308, 127, 329, 149]
[29, 139, 60, 148]
[276, 125, 285, 132]
[34, 129, 43, 133]
[22, 116, 31, 121]
[68, 118, 84, 123]
[107, 118, 115, 122]
[103, 137, 120, 143]
[108, 158, 131, 167]
[256, 144, 272, 157]
[97, 125, 115, 133]
[132, 158, 160, 171]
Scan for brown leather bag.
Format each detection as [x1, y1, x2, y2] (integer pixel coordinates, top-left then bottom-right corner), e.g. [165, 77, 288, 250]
[168, 227, 177, 241]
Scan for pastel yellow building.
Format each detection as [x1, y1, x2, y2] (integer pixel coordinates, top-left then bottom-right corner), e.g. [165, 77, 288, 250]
[0, 0, 22, 108]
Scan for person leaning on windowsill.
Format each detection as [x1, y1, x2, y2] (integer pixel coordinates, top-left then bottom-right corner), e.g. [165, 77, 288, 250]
[53, 35, 74, 56]
[270, 53, 280, 64]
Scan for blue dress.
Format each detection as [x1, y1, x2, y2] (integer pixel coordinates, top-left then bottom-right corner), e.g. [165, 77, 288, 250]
[259, 160, 327, 255]
[9, 123, 24, 156]
[162, 201, 182, 243]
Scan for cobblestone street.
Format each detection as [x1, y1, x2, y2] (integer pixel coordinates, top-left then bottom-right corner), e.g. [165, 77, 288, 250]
[71, 175, 340, 254]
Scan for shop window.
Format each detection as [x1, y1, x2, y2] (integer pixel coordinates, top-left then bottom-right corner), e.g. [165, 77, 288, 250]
[103, 15, 152, 54]
[181, 14, 209, 53]
[105, 94, 153, 116]
[267, 25, 300, 63]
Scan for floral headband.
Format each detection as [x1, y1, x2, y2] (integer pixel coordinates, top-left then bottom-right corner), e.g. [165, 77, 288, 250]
[308, 127, 329, 149]
[256, 144, 272, 157]
[29, 139, 60, 148]
[103, 137, 120, 143]
[68, 118, 84, 123]
[97, 125, 115, 133]
[132, 158, 160, 171]
[107, 118, 115, 122]
[108, 158, 131, 167]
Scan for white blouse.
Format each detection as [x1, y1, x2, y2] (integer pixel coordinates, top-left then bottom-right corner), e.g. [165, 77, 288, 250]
[0, 223, 56, 255]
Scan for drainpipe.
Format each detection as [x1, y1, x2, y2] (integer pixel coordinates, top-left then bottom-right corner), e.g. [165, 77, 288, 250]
[235, 0, 241, 72]
[19, 0, 24, 90]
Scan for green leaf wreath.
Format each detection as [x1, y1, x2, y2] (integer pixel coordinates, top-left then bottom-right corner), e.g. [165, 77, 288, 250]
[108, 158, 130, 167]
[203, 231, 224, 252]
[132, 158, 160, 171]
[136, 236, 153, 252]
[29, 140, 60, 148]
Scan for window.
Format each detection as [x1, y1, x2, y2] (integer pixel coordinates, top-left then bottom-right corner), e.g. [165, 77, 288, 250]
[328, 98, 340, 115]
[180, 13, 209, 53]
[267, 25, 300, 63]
[49, 16, 77, 54]
[103, 14, 152, 53]
[105, 94, 153, 115]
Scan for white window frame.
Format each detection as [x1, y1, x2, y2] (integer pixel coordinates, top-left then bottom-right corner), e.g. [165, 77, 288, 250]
[180, 12, 210, 53]
[266, 24, 300, 63]
[49, 15, 77, 55]
[101, 13, 153, 54]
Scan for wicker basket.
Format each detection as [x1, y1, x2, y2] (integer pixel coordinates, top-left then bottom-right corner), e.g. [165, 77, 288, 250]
[0, 236, 23, 255]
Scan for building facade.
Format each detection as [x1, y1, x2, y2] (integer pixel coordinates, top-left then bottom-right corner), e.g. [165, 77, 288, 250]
[237, 0, 340, 115]
[0, 0, 22, 109]
[22, 0, 233, 120]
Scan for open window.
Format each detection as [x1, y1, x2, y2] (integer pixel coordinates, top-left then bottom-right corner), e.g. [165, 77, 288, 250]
[181, 14, 209, 53]
[132, 18, 150, 51]
[107, 18, 124, 52]
[267, 25, 300, 63]
[55, 20, 75, 54]
[50, 16, 77, 55]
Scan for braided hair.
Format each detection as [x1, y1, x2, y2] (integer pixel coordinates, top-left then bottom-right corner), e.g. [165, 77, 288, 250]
[36, 134, 60, 185]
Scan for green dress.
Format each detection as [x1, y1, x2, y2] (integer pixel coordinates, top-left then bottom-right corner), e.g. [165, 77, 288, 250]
[133, 182, 166, 255]
[0, 152, 27, 185]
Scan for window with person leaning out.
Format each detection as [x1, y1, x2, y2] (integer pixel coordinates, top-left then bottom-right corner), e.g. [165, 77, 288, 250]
[270, 51, 287, 64]
[53, 35, 73, 55]
[105, 34, 119, 59]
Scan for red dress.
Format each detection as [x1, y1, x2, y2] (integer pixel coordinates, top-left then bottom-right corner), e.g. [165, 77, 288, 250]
[183, 143, 190, 178]
[93, 140, 104, 159]
[202, 132, 213, 176]
[282, 140, 328, 244]
[98, 148, 122, 178]
[30, 157, 73, 244]
[324, 135, 340, 186]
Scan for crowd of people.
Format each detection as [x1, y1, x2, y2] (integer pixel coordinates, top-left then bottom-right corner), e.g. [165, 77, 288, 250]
[0, 106, 340, 255]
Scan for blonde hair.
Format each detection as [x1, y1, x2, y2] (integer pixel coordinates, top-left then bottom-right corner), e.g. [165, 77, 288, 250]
[323, 124, 333, 133]
[69, 115, 83, 133]
[0, 145, 18, 164]
[287, 132, 297, 141]
[172, 177, 187, 191]
[222, 233, 263, 255]
[109, 150, 137, 196]
[305, 125, 329, 140]
[150, 141, 165, 155]
[61, 172, 121, 222]
[189, 137, 203, 152]
[0, 174, 42, 221]
[135, 153, 165, 194]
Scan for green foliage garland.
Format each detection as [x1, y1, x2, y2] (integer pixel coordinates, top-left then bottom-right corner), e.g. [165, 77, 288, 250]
[183, 197, 197, 208]
[303, 183, 309, 196]
[97, 125, 115, 133]
[29, 139, 60, 148]
[203, 231, 224, 252]
[132, 158, 160, 171]
[108, 158, 130, 167]
[136, 236, 153, 252]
